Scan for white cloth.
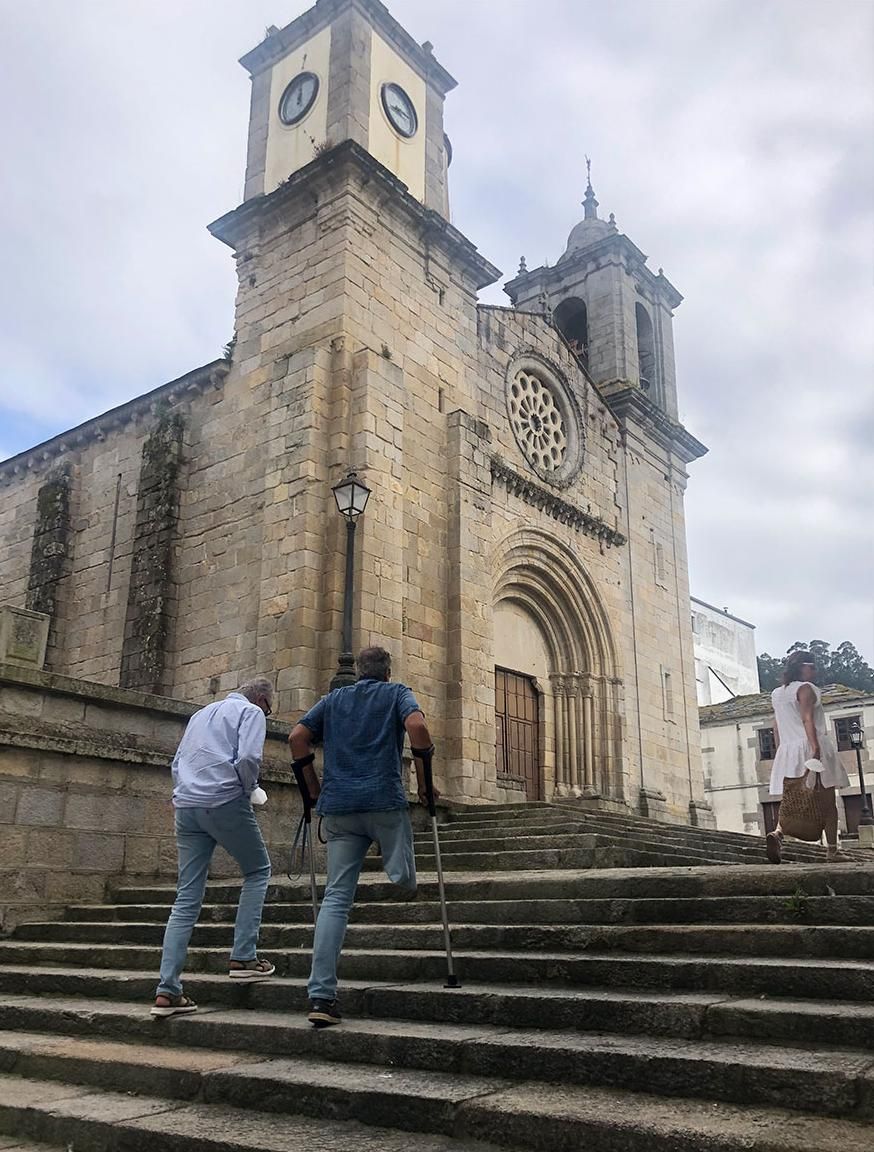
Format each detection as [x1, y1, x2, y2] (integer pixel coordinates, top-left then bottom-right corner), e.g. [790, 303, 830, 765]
[171, 692, 267, 808]
[769, 681, 850, 795]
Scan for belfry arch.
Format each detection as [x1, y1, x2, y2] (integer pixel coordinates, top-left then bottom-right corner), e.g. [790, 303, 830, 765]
[492, 529, 624, 801]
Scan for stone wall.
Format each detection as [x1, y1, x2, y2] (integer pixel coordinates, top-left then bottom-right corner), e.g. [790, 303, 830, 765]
[0, 663, 306, 932]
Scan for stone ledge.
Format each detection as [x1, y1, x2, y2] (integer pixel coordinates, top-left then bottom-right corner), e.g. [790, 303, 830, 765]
[0, 714, 293, 782]
[0, 663, 292, 737]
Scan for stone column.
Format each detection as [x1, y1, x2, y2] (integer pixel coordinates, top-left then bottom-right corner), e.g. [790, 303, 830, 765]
[567, 676, 581, 793]
[551, 674, 567, 792]
[583, 689, 596, 793]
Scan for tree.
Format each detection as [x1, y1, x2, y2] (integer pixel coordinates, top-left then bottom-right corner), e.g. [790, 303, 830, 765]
[757, 641, 874, 693]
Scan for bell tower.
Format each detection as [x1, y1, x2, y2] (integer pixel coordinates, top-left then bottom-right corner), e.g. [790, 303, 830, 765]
[504, 165, 683, 420]
[240, 0, 454, 217]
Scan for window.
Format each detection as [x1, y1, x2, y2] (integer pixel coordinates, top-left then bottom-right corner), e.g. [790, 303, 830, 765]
[843, 793, 873, 836]
[662, 669, 674, 717]
[635, 303, 656, 395]
[653, 540, 667, 587]
[758, 727, 777, 761]
[553, 297, 588, 368]
[834, 715, 862, 752]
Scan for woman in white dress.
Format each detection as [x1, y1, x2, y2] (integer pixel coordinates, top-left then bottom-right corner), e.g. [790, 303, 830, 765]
[766, 650, 851, 863]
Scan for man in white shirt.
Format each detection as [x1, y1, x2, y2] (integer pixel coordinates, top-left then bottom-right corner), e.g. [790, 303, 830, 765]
[151, 678, 276, 1017]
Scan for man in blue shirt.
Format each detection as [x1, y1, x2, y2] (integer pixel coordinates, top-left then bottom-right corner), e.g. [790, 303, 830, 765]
[151, 678, 276, 1017]
[289, 646, 435, 1027]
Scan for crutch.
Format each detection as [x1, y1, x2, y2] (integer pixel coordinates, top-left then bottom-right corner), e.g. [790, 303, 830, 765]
[291, 754, 319, 925]
[412, 744, 460, 989]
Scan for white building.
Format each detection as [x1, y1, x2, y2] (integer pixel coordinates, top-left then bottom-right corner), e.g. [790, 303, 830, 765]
[700, 685, 874, 836]
[691, 597, 759, 706]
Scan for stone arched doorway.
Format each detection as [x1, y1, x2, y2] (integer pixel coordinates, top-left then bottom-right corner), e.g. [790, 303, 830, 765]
[493, 529, 623, 801]
[493, 601, 551, 800]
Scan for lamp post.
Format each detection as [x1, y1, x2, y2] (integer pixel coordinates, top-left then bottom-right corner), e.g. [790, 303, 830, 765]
[850, 721, 873, 847]
[330, 471, 371, 691]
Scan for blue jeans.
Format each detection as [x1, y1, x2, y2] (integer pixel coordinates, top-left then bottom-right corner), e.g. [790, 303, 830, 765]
[307, 808, 416, 1002]
[156, 795, 271, 998]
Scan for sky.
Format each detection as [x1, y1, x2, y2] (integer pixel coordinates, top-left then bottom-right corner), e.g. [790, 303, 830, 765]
[1, 0, 872, 664]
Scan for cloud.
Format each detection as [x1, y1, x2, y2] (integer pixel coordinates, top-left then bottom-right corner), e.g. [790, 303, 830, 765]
[0, 0, 871, 662]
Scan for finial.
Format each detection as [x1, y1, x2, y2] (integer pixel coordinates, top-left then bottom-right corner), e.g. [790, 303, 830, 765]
[518, 256, 528, 274]
[608, 212, 617, 232]
[582, 155, 599, 220]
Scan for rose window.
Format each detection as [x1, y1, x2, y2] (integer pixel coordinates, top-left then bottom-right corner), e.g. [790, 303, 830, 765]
[508, 371, 568, 473]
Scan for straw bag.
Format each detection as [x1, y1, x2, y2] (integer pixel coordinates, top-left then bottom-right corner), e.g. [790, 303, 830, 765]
[779, 771, 827, 842]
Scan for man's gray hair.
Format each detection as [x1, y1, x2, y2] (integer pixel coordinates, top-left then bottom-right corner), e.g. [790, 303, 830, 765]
[238, 677, 274, 704]
[356, 646, 391, 681]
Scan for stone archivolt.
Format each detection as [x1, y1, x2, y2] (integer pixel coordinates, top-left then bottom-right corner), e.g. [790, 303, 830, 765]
[493, 528, 623, 800]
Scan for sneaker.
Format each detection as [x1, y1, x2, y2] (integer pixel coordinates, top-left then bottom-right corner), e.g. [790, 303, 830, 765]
[308, 998, 342, 1027]
[826, 849, 853, 863]
[229, 957, 276, 981]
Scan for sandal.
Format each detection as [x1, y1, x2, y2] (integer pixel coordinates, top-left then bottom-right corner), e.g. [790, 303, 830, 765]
[229, 957, 276, 981]
[150, 993, 197, 1017]
[766, 830, 783, 864]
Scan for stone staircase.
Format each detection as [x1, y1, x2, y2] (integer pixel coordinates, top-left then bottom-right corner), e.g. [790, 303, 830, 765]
[1, 803, 874, 1151]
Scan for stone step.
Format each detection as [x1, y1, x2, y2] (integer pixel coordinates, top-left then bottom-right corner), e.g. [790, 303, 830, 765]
[419, 821, 832, 863]
[0, 1018, 873, 1122]
[0, 1139, 61, 1151]
[12, 920, 874, 960]
[108, 863, 874, 906]
[6, 1072, 874, 1152]
[2, 942, 874, 1000]
[61, 893, 874, 927]
[5, 976, 874, 1052]
[0, 1074, 504, 1152]
[368, 845, 724, 872]
[447, 802, 811, 846]
[413, 828, 743, 863]
[445, 806, 863, 861]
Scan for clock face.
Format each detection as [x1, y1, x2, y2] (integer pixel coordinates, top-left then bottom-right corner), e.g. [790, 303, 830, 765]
[380, 82, 418, 139]
[278, 72, 320, 126]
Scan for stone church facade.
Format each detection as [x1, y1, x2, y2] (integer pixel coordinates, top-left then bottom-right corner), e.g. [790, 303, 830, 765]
[0, 0, 711, 824]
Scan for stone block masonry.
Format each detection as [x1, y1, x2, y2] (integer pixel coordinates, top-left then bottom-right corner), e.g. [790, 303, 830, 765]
[0, 663, 309, 932]
[119, 411, 184, 695]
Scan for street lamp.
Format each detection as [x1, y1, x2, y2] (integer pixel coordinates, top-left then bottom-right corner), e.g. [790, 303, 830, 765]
[330, 471, 371, 690]
[850, 721, 873, 847]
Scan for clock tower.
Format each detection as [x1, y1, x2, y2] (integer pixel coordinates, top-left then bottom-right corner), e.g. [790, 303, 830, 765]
[240, 0, 453, 217]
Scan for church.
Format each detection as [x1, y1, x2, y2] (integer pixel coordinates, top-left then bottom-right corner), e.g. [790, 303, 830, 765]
[0, 0, 711, 825]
